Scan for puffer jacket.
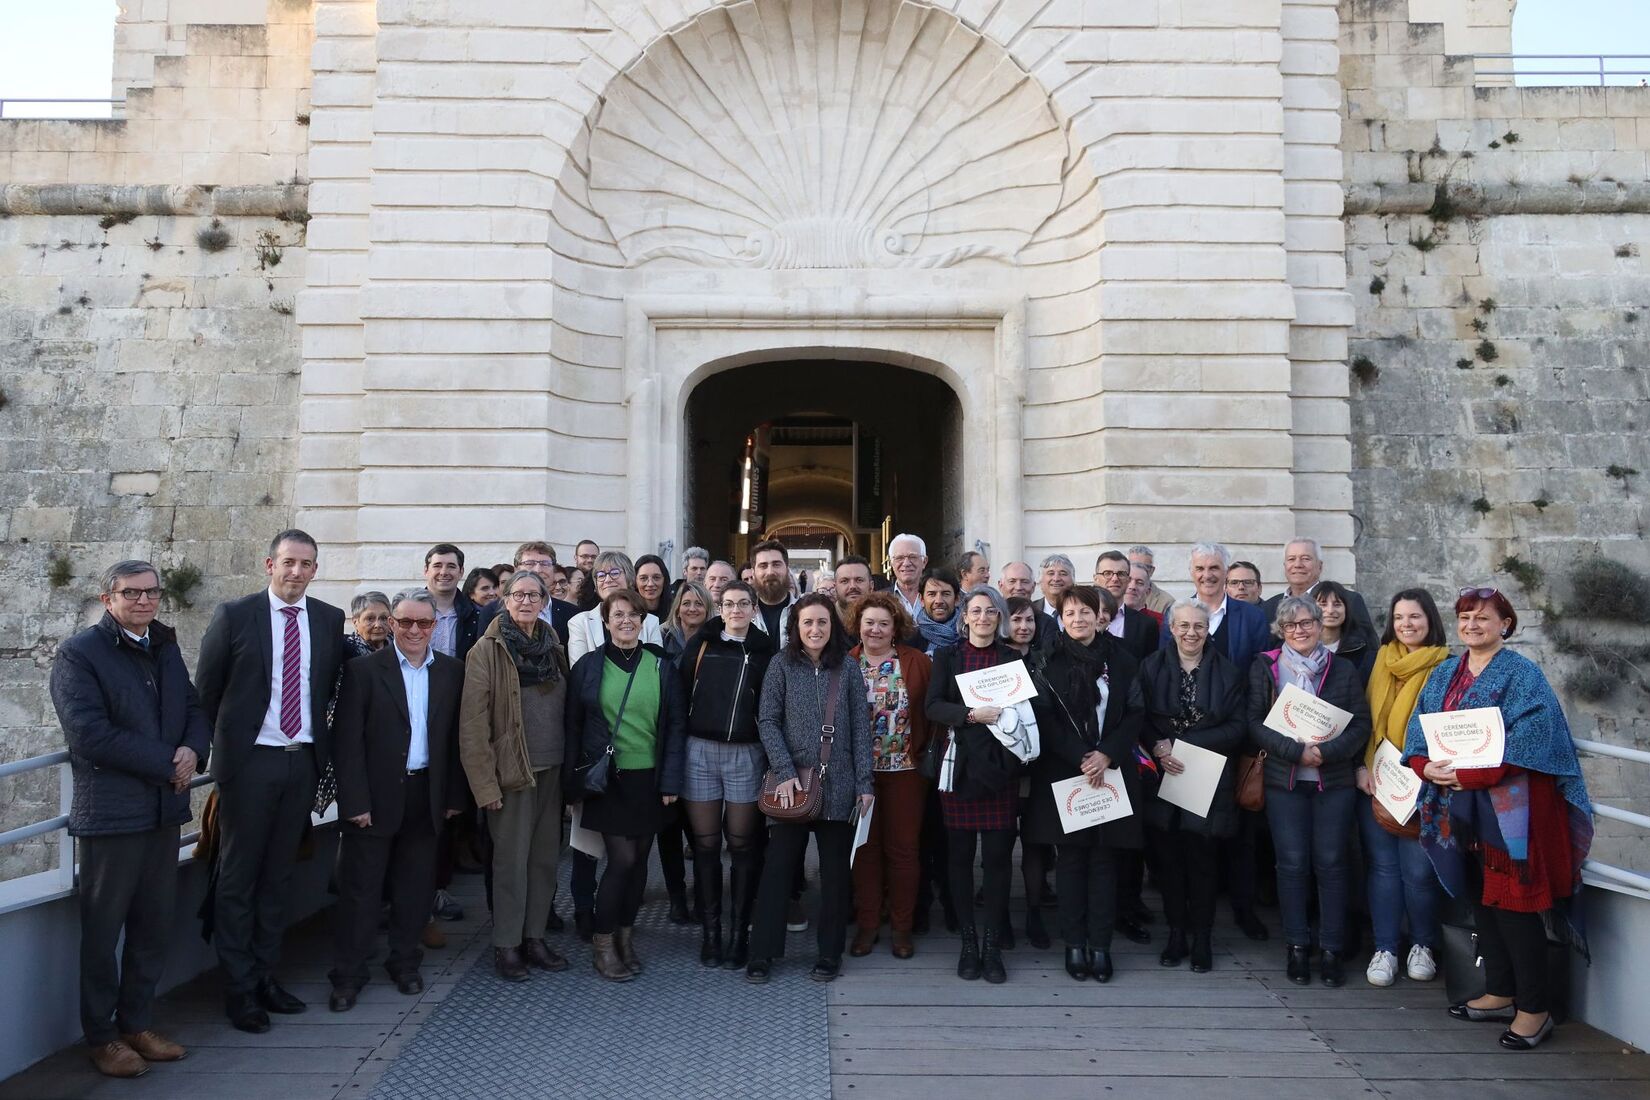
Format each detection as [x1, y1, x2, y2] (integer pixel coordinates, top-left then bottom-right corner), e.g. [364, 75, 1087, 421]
[757, 652, 874, 822]
[679, 617, 777, 744]
[49, 613, 210, 837]
[1246, 648, 1372, 791]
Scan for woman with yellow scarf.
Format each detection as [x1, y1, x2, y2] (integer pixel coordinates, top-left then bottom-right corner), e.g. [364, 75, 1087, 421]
[1356, 589, 1450, 987]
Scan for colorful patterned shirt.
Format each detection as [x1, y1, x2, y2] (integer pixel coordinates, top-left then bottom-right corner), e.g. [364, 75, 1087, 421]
[861, 652, 913, 772]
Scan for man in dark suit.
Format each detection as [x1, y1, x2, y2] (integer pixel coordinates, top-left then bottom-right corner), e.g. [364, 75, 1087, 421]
[1260, 537, 1376, 638]
[327, 589, 466, 1011]
[196, 529, 345, 1033]
[477, 540, 576, 645]
[1159, 543, 1270, 674]
[1094, 550, 1160, 662]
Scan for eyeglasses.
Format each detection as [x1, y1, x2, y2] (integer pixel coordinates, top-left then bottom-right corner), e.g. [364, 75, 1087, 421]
[393, 617, 436, 631]
[1279, 620, 1319, 634]
[1458, 587, 1500, 600]
[964, 607, 999, 618]
[1170, 623, 1209, 634]
[113, 587, 163, 602]
[594, 569, 626, 581]
[608, 611, 641, 623]
[518, 558, 555, 570]
[507, 591, 544, 604]
[891, 554, 922, 563]
[1228, 578, 1259, 588]
[1096, 569, 1129, 581]
[722, 599, 754, 610]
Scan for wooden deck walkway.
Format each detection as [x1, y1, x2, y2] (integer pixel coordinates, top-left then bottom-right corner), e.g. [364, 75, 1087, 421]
[2, 872, 1644, 1099]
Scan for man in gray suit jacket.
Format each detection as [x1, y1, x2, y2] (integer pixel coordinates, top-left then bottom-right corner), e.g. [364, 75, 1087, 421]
[196, 530, 344, 1034]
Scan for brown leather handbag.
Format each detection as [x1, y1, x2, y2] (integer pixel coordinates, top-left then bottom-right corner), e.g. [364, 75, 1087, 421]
[1373, 794, 1421, 839]
[759, 667, 841, 823]
[1235, 750, 1267, 812]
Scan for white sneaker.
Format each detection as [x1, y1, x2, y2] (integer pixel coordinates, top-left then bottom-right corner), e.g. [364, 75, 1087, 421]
[1365, 949, 1398, 987]
[1406, 944, 1437, 981]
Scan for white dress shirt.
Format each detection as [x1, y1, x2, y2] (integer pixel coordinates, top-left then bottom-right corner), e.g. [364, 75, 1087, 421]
[395, 641, 432, 772]
[257, 589, 313, 747]
[1106, 611, 1125, 639]
[1204, 595, 1229, 638]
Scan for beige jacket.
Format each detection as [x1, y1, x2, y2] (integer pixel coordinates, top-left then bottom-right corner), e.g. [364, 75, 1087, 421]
[459, 616, 566, 806]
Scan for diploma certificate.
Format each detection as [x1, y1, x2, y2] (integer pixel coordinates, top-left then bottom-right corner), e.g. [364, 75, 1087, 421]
[1263, 682, 1354, 744]
[1420, 707, 1506, 770]
[955, 659, 1038, 708]
[1050, 769, 1132, 833]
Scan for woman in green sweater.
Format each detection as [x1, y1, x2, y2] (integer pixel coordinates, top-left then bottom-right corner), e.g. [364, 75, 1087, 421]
[565, 589, 687, 981]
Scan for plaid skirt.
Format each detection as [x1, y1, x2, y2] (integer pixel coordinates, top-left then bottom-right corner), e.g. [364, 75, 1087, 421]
[681, 736, 766, 803]
[941, 787, 1019, 832]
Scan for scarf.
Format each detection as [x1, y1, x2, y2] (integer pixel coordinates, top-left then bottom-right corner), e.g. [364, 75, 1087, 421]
[1364, 639, 1448, 768]
[1275, 643, 1330, 696]
[1055, 633, 1110, 746]
[499, 616, 562, 687]
[1403, 648, 1593, 900]
[914, 605, 961, 655]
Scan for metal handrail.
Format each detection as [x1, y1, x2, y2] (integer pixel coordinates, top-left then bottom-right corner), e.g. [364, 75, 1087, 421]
[1472, 54, 1650, 86]
[0, 750, 68, 780]
[0, 98, 125, 119]
[0, 749, 216, 850]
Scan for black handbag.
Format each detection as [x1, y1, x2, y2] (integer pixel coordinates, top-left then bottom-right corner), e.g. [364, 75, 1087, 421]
[577, 658, 640, 796]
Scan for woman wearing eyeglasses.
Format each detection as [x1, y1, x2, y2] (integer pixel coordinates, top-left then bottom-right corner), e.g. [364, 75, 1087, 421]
[346, 592, 393, 659]
[566, 551, 664, 663]
[925, 585, 1026, 984]
[458, 571, 572, 983]
[1246, 595, 1372, 988]
[565, 588, 687, 982]
[1404, 587, 1592, 1051]
[677, 579, 778, 968]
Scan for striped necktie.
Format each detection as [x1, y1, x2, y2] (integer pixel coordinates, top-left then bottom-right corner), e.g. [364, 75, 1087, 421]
[279, 606, 302, 739]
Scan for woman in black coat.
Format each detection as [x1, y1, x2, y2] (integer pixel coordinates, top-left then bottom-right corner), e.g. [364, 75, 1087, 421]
[1024, 586, 1143, 984]
[1131, 600, 1247, 974]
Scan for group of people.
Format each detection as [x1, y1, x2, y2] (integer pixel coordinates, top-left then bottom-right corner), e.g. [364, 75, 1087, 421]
[49, 529, 1595, 1079]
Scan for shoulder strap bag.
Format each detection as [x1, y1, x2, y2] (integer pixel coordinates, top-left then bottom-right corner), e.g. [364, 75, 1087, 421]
[759, 666, 841, 823]
[577, 657, 641, 796]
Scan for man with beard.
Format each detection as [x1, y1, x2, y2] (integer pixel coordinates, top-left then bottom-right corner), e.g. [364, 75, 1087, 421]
[913, 568, 963, 656]
[833, 555, 876, 642]
[887, 533, 928, 619]
[1093, 550, 1160, 663]
[749, 539, 795, 646]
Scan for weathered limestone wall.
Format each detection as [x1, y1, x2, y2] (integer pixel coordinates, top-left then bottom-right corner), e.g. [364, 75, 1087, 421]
[1342, 0, 1650, 872]
[0, 2, 314, 880]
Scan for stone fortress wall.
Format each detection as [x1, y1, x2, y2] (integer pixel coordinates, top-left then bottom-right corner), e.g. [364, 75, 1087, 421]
[0, 0, 1645, 876]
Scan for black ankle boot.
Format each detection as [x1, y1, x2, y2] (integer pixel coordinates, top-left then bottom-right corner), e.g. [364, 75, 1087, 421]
[1286, 944, 1311, 985]
[1064, 945, 1089, 981]
[1088, 948, 1113, 983]
[1320, 950, 1345, 988]
[956, 926, 982, 981]
[981, 928, 1006, 984]
[1190, 930, 1213, 973]
[1160, 927, 1188, 967]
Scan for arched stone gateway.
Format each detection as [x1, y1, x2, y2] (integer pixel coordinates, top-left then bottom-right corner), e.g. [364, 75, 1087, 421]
[294, 0, 1351, 598]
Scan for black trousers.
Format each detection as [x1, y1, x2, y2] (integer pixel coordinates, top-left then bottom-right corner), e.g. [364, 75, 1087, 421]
[330, 773, 438, 990]
[947, 828, 1014, 937]
[215, 744, 318, 995]
[916, 787, 951, 918]
[1477, 902, 1552, 1014]
[750, 820, 853, 962]
[78, 825, 180, 1045]
[570, 850, 597, 913]
[1151, 826, 1219, 932]
[1226, 807, 1270, 915]
[1056, 844, 1119, 949]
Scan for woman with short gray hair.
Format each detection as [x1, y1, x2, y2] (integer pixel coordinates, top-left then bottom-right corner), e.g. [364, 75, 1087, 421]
[346, 592, 392, 659]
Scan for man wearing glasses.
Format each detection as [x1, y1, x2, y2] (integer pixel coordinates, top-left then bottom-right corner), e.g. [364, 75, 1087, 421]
[887, 533, 928, 618]
[1092, 550, 1158, 662]
[196, 530, 345, 1034]
[327, 590, 467, 1012]
[50, 560, 211, 1077]
[477, 541, 577, 646]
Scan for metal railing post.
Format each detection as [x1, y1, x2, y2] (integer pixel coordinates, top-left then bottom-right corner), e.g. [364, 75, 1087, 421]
[56, 762, 74, 892]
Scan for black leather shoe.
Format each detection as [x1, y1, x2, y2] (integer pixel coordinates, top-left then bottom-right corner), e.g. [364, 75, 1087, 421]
[574, 910, 594, 943]
[1115, 917, 1151, 945]
[1286, 945, 1311, 985]
[1189, 931, 1213, 973]
[956, 926, 982, 981]
[744, 958, 771, 984]
[1160, 927, 1188, 967]
[327, 987, 357, 1013]
[1088, 949, 1114, 983]
[1234, 909, 1269, 941]
[1499, 1016, 1554, 1050]
[392, 971, 423, 996]
[1320, 952, 1345, 988]
[1064, 946, 1090, 981]
[809, 957, 841, 982]
[1449, 1001, 1516, 1023]
[1025, 909, 1052, 950]
[255, 980, 306, 1015]
[226, 993, 271, 1034]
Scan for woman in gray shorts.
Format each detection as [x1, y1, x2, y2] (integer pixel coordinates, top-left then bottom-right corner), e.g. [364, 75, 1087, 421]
[676, 580, 778, 970]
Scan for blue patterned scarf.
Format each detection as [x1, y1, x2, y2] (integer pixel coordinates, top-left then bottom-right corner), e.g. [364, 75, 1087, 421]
[915, 606, 961, 656]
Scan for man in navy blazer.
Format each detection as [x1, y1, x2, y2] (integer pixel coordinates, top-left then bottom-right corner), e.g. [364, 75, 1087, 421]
[1095, 550, 1161, 662]
[196, 530, 345, 1034]
[1157, 542, 1269, 672]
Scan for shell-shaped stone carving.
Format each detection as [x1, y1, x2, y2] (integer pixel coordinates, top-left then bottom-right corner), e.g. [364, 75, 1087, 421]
[587, 0, 1066, 269]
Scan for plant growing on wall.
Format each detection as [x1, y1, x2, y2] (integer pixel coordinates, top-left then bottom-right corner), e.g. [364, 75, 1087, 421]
[47, 555, 73, 589]
[1550, 558, 1650, 703]
[160, 562, 203, 610]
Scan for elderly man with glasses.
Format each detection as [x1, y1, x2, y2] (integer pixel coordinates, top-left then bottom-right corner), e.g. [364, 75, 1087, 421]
[50, 560, 211, 1077]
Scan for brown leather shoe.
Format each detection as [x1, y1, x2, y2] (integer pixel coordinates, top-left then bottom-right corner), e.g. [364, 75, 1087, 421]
[89, 1040, 147, 1078]
[850, 927, 878, 957]
[891, 931, 915, 959]
[121, 1030, 186, 1062]
[493, 945, 530, 982]
[422, 920, 447, 949]
[591, 933, 634, 982]
[522, 937, 569, 972]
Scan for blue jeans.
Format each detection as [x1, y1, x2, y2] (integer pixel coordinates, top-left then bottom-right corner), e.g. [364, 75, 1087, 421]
[1355, 796, 1440, 953]
[1264, 783, 1356, 953]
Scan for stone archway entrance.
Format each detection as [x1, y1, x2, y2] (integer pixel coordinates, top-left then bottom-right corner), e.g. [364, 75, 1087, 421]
[683, 359, 963, 567]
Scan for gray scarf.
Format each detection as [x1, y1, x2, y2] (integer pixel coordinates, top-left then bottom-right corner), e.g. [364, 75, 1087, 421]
[1277, 643, 1330, 696]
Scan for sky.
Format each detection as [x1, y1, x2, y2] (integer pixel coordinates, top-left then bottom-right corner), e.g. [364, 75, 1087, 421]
[0, 0, 1648, 116]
